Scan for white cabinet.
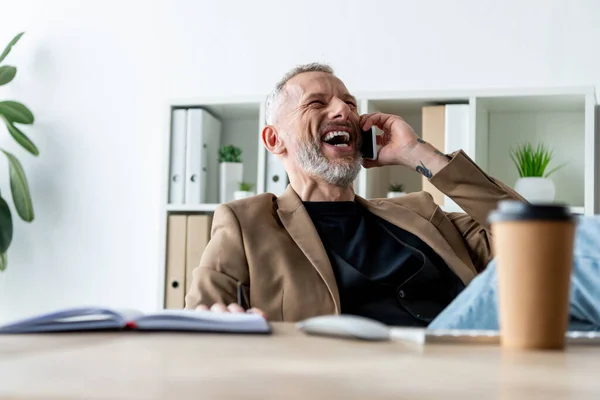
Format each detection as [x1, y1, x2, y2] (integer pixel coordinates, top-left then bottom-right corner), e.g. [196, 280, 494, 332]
[163, 97, 264, 212]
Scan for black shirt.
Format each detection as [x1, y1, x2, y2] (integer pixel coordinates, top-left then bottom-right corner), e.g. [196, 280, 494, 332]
[303, 200, 465, 326]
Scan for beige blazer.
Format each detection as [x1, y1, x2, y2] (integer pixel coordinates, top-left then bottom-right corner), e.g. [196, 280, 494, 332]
[184, 151, 524, 321]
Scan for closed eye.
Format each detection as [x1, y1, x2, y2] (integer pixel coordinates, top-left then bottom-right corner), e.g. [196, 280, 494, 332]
[309, 100, 326, 106]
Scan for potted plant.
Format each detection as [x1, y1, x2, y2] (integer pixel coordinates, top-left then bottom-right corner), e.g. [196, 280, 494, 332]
[0, 32, 37, 272]
[387, 183, 406, 198]
[218, 145, 243, 203]
[510, 142, 565, 203]
[234, 182, 255, 200]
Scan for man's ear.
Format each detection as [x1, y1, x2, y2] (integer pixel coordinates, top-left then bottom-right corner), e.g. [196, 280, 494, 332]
[262, 125, 286, 155]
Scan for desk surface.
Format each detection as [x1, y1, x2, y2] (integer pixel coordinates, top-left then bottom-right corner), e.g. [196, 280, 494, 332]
[1, 323, 599, 400]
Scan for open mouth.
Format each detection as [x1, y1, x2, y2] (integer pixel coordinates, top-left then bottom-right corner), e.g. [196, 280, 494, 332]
[321, 130, 351, 147]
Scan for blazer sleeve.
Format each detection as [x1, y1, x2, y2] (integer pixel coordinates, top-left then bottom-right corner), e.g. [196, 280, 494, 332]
[184, 204, 250, 309]
[428, 150, 527, 272]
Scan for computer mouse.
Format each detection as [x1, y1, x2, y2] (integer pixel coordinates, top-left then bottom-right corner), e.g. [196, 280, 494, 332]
[296, 314, 391, 341]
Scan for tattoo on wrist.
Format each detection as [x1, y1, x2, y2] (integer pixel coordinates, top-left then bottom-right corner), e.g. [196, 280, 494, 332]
[434, 149, 452, 160]
[416, 161, 433, 178]
[417, 138, 426, 144]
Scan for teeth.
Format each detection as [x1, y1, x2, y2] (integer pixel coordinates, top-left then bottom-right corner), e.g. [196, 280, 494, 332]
[334, 143, 349, 147]
[322, 131, 350, 142]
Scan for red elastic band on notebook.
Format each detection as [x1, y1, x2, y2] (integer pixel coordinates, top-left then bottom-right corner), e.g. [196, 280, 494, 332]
[125, 321, 137, 329]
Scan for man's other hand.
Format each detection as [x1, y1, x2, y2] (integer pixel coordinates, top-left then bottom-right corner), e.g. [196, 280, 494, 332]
[195, 303, 267, 319]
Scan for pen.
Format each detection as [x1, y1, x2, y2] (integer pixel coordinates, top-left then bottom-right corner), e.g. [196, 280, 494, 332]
[237, 282, 249, 310]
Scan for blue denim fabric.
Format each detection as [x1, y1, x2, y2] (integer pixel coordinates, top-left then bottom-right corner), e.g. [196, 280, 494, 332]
[428, 216, 600, 331]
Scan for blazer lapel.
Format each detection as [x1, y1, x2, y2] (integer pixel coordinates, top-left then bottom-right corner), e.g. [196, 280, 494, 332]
[276, 186, 341, 314]
[355, 196, 478, 285]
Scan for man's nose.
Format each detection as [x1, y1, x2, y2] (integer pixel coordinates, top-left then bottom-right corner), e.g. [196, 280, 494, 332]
[327, 97, 352, 121]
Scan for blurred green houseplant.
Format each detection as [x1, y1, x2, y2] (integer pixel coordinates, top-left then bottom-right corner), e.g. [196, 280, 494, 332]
[239, 182, 254, 191]
[509, 142, 564, 178]
[388, 183, 405, 192]
[218, 145, 242, 163]
[0, 32, 38, 271]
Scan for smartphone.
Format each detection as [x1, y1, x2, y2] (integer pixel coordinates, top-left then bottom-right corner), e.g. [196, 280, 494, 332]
[360, 127, 377, 160]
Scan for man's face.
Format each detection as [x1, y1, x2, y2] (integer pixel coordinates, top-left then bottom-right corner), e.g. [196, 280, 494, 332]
[276, 72, 363, 187]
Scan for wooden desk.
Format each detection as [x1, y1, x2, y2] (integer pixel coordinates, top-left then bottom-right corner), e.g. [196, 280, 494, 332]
[1, 323, 599, 399]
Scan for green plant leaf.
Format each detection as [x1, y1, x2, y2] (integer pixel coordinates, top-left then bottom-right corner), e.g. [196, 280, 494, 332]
[0, 65, 16, 85]
[2, 149, 34, 222]
[544, 163, 567, 178]
[0, 32, 24, 64]
[0, 252, 7, 271]
[1, 115, 39, 156]
[0, 101, 34, 124]
[0, 194, 13, 255]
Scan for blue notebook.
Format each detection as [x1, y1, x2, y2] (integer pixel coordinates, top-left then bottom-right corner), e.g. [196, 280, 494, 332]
[0, 307, 271, 334]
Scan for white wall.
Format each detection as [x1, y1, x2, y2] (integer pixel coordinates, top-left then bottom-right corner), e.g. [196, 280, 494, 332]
[1, 0, 600, 321]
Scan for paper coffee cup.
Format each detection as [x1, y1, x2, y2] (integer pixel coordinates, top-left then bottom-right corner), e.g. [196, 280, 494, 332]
[488, 201, 576, 350]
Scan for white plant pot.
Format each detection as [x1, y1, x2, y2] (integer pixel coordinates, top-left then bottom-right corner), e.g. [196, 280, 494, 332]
[387, 191, 406, 198]
[219, 162, 243, 203]
[233, 190, 254, 200]
[514, 177, 556, 203]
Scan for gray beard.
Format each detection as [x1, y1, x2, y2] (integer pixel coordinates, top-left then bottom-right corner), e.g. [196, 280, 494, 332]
[295, 138, 362, 188]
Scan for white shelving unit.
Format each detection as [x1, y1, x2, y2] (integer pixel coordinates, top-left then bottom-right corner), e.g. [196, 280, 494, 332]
[352, 87, 598, 216]
[157, 86, 598, 307]
[163, 87, 598, 213]
[165, 203, 220, 213]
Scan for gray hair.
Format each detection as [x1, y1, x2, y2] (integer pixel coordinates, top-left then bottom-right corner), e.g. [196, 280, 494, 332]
[264, 62, 334, 125]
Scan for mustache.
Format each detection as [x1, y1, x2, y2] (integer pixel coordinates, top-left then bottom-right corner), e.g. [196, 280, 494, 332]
[318, 120, 360, 136]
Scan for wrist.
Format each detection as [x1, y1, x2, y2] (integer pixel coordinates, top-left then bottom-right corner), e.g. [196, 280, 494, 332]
[405, 139, 450, 178]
